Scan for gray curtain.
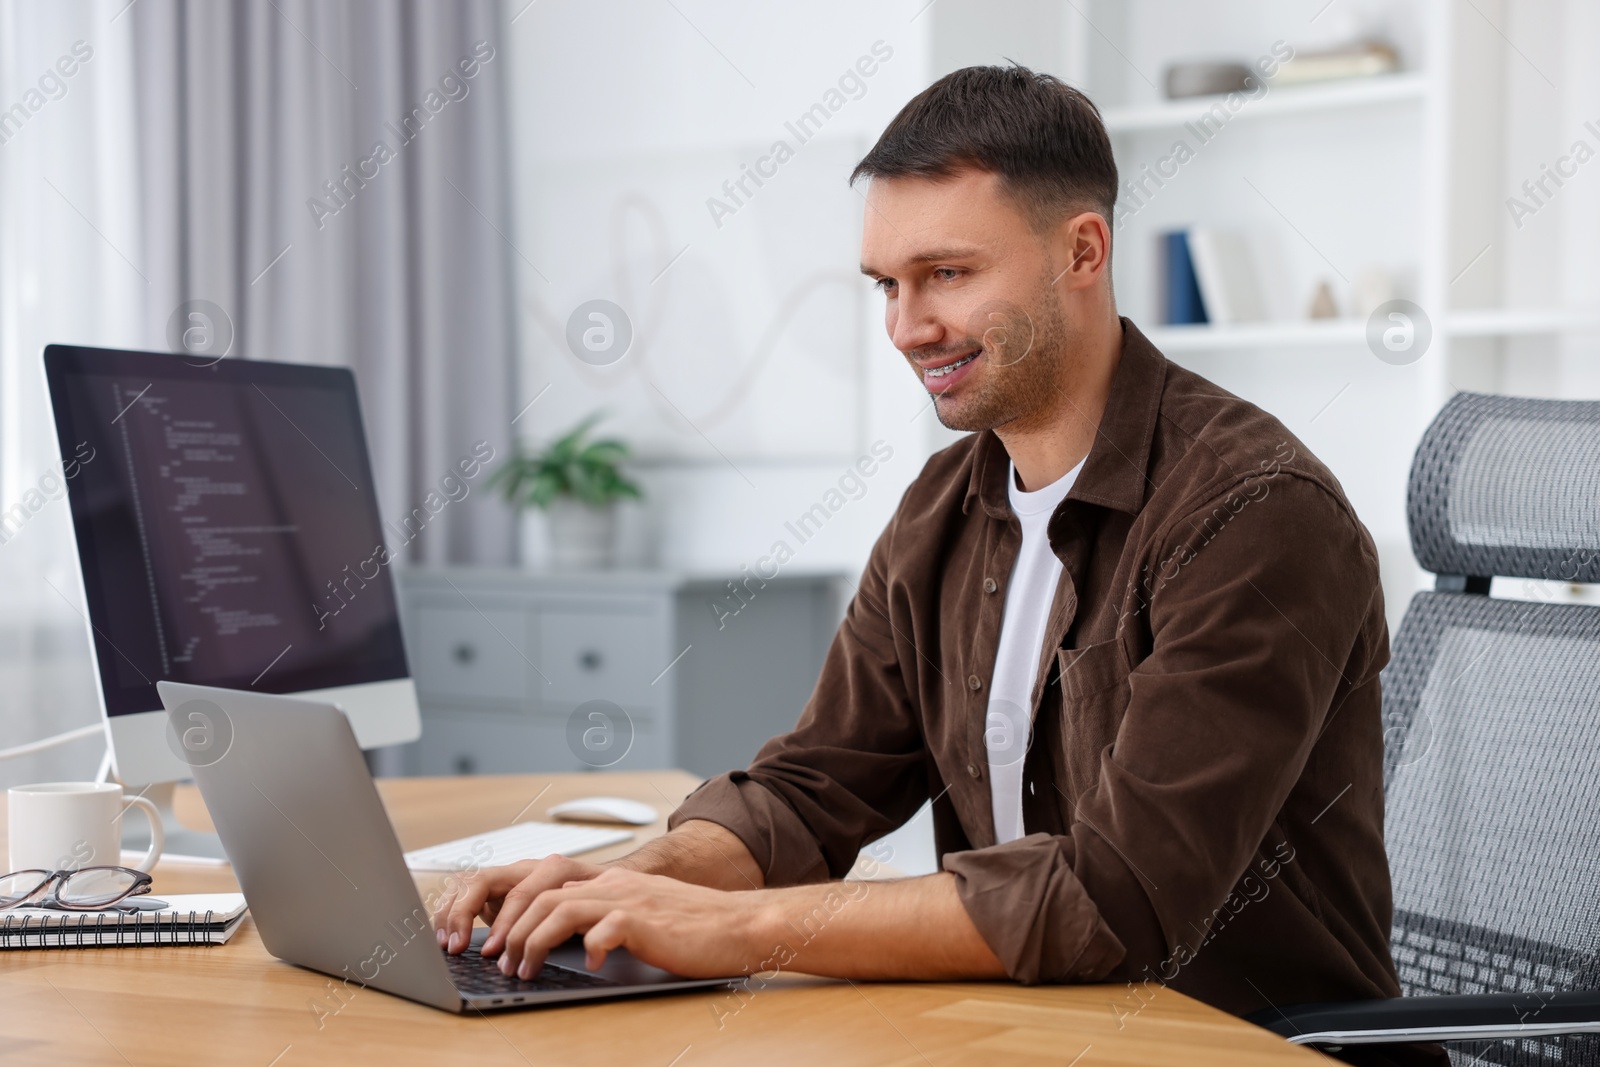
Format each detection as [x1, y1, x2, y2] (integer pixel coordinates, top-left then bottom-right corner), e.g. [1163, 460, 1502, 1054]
[128, 0, 516, 565]
[0, 0, 514, 786]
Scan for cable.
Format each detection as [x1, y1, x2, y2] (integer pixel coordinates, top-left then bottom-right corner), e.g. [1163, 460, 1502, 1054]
[95, 746, 114, 784]
[0, 723, 105, 761]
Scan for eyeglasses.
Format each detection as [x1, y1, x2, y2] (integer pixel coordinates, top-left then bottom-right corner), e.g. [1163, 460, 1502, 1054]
[0, 866, 154, 911]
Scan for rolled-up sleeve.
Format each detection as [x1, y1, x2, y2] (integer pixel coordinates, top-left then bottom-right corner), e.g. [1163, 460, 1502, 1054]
[943, 833, 1129, 981]
[669, 507, 929, 886]
[941, 474, 1384, 984]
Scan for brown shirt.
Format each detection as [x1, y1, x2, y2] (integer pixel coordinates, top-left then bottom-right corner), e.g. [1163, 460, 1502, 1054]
[671, 319, 1403, 1018]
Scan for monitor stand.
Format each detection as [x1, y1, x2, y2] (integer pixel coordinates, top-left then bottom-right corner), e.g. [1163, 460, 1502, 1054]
[118, 780, 230, 864]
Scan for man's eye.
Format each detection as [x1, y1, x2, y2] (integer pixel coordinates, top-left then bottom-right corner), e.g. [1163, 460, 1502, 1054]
[934, 268, 962, 282]
[873, 277, 896, 293]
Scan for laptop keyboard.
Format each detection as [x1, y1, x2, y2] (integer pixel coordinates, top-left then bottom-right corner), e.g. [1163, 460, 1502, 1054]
[444, 942, 621, 997]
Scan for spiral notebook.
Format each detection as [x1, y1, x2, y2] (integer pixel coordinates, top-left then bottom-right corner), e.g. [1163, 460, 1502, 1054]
[0, 893, 248, 949]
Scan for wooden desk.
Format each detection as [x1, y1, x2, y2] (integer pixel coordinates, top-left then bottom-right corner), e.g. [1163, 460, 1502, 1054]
[0, 773, 1317, 1066]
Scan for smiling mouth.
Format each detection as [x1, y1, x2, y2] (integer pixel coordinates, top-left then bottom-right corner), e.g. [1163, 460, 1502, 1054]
[922, 350, 979, 379]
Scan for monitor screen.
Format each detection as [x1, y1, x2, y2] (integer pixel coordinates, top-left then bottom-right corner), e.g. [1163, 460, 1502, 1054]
[45, 345, 410, 717]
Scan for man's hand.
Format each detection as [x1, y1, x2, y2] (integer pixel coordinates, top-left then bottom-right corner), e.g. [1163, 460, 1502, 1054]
[427, 820, 1004, 982]
[432, 856, 1007, 983]
[431, 854, 606, 955]
[431, 820, 764, 959]
[483, 867, 763, 978]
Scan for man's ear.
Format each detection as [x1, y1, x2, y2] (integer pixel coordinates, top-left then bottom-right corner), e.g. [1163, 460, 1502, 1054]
[1049, 210, 1111, 293]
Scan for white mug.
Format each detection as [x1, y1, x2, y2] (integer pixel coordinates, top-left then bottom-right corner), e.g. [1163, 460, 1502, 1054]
[7, 782, 164, 874]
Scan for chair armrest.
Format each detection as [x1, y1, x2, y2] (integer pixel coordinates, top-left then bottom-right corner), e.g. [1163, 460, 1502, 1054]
[1246, 990, 1600, 1045]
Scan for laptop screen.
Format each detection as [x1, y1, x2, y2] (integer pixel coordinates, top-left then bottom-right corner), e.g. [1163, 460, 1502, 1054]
[44, 345, 409, 717]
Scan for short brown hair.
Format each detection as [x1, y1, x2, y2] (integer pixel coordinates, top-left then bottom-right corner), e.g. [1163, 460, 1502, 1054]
[850, 64, 1118, 232]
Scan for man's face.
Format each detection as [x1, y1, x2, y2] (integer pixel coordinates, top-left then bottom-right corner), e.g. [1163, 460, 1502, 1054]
[859, 169, 1077, 433]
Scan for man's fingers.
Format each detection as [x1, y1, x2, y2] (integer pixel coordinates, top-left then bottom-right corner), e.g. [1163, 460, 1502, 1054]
[512, 900, 613, 980]
[493, 884, 566, 974]
[494, 881, 610, 974]
[434, 875, 498, 954]
[583, 909, 630, 972]
[429, 860, 624, 962]
[500, 877, 648, 977]
[482, 878, 548, 958]
[430, 889, 458, 944]
[483, 858, 603, 956]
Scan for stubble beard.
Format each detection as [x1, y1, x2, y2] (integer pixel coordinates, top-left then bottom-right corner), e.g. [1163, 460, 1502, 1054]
[929, 279, 1074, 434]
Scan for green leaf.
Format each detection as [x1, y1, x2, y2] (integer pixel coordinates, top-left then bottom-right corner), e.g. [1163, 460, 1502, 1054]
[486, 410, 642, 511]
[580, 440, 629, 465]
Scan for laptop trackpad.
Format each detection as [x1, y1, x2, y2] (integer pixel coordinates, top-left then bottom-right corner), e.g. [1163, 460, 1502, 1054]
[474, 929, 686, 987]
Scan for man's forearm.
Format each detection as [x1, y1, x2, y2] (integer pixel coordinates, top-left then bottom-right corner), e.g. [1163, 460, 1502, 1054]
[608, 819, 766, 891]
[748, 872, 1006, 981]
[608, 825, 1005, 978]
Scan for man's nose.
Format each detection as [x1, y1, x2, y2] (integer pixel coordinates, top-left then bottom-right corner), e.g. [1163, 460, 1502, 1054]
[890, 293, 943, 355]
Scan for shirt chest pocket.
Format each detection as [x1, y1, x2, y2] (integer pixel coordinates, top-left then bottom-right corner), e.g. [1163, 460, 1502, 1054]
[1054, 639, 1132, 782]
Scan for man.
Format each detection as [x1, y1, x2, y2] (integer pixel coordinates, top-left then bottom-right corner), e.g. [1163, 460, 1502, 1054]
[436, 65, 1434, 1065]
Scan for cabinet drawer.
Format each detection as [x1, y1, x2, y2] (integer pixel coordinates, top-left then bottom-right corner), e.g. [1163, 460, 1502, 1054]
[416, 711, 664, 775]
[416, 712, 579, 775]
[537, 607, 662, 706]
[412, 605, 533, 703]
[544, 701, 667, 769]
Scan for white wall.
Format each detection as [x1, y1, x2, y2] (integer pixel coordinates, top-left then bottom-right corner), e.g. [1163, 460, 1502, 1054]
[503, 0, 939, 580]
[503, 0, 1600, 623]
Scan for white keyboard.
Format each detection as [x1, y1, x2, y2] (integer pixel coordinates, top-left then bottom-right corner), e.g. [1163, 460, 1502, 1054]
[403, 821, 634, 871]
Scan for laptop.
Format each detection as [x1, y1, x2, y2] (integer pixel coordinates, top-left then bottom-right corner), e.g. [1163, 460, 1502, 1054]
[157, 681, 737, 1011]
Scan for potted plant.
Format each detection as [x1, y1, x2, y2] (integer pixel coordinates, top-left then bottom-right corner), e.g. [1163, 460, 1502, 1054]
[488, 413, 642, 569]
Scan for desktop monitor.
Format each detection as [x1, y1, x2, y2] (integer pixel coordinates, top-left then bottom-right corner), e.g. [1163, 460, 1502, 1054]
[43, 344, 421, 789]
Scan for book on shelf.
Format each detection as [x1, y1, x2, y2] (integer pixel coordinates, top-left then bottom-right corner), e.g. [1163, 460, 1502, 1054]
[0, 893, 247, 949]
[1273, 42, 1400, 86]
[1160, 230, 1208, 326]
[1187, 227, 1266, 326]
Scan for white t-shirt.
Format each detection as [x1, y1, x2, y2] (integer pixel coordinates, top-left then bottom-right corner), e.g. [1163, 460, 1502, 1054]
[986, 457, 1084, 844]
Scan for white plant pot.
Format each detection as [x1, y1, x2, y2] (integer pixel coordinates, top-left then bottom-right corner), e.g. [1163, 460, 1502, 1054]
[544, 499, 617, 570]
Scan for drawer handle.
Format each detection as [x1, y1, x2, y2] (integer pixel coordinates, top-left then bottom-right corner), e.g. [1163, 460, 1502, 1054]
[579, 649, 603, 672]
[453, 643, 476, 665]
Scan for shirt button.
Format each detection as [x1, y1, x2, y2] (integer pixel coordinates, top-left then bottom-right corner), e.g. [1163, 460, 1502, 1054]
[983, 577, 998, 594]
[967, 674, 982, 691]
[967, 762, 982, 779]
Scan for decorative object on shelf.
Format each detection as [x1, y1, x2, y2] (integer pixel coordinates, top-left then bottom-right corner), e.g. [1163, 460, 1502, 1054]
[1188, 228, 1265, 325]
[489, 412, 642, 570]
[1349, 266, 1397, 322]
[1308, 280, 1341, 320]
[1163, 61, 1254, 100]
[1159, 230, 1208, 326]
[1274, 41, 1399, 86]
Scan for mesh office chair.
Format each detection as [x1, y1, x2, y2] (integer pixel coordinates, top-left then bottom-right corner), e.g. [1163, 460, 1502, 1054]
[1254, 393, 1600, 1064]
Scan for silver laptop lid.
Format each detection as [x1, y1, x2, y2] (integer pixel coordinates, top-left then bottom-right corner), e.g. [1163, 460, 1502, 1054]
[158, 681, 461, 1012]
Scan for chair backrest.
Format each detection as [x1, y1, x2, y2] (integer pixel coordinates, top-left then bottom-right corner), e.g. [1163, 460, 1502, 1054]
[1384, 393, 1600, 1065]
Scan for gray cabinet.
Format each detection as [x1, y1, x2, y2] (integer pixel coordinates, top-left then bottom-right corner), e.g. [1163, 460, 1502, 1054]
[395, 568, 840, 778]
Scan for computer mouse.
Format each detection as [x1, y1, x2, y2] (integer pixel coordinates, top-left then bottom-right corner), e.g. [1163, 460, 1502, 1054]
[545, 796, 659, 826]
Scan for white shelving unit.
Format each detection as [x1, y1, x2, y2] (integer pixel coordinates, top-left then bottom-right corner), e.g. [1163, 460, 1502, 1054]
[1143, 320, 1368, 353]
[1072, 0, 1600, 627]
[1047, 0, 1451, 627]
[1100, 72, 1429, 133]
[930, 0, 1600, 630]
[1448, 309, 1600, 338]
[1147, 311, 1600, 353]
